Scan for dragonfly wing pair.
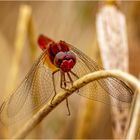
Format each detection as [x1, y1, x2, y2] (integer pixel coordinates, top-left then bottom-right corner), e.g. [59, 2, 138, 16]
[69, 44, 133, 107]
[0, 44, 133, 125]
[0, 50, 55, 125]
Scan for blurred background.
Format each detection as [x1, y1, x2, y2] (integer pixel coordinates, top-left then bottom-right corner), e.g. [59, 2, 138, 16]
[0, 1, 139, 139]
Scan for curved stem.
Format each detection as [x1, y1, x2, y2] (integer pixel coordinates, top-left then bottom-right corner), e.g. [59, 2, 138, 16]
[13, 70, 140, 139]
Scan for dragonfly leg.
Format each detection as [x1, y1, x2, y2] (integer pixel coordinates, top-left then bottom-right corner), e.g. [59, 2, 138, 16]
[60, 72, 65, 89]
[67, 72, 73, 86]
[63, 73, 67, 87]
[66, 98, 70, 116]
[51, 69, 59, 104]
[60, 72, 69, 90]
[60, 72, 71, 116]
[70, 70, 79, 79]
[69, 71, 79, 93]
[64, 74, 71, 116]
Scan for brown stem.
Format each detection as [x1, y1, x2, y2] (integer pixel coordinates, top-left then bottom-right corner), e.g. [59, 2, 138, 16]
[12, 70, 140, 139]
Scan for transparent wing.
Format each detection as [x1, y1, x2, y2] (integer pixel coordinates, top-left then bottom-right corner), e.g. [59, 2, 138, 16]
[0, 42, 134, 126]
[68, 44, 133, 108]
[0, 50, 59, 125]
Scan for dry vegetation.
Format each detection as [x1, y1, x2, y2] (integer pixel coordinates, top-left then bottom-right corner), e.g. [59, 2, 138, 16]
[0, 1, 140, 139]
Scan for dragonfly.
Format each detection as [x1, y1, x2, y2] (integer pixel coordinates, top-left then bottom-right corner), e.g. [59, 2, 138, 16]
[0, 34, 133, 125]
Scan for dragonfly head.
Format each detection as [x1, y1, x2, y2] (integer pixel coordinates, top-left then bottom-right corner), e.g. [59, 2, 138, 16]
[54, 51, 76, 72]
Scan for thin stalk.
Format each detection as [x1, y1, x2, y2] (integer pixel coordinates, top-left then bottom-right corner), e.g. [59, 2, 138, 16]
[4, 5, 32, 137]
[5, 5, 32, 96]
[12, 70, 140, 139]
[96, 2, 129, 138]
[27, 16, 37, 62]
[126, 92, 140, 139]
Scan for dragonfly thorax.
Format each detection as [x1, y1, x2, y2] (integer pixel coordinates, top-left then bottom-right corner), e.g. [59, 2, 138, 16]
[54, 51, 76, 72]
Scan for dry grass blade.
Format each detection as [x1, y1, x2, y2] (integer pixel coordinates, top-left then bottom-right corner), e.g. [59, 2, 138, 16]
[125, 75, 140, 139]
[3, 5, 32, 137]
[3, 5, 38, 137]
[12, 70, 139, 139]
[5, 5, 32, 97]
[96, 2, 129, 138]
[27, 16, 37, 62]
[126, 92, 140, 139]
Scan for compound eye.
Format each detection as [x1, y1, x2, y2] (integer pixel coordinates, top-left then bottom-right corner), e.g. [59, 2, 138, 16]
[54, 52, 66, 67]
[67, 51, 76, 60]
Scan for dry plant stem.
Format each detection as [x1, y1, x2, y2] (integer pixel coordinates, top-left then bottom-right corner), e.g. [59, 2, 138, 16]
[75, 37, 102, 139]
[4, 5, 32, 138]
[5, 5, 40, 138]
[75, 99, 96, 138]
[5, 5, 32, 96]
[96, 3, 129, 138]
[125, 73, 140, 139]
[27, 17, 37, 62]
[12, 70, 140, 139]
[26, 7, 41, 138]
[126, 92, 140, 139]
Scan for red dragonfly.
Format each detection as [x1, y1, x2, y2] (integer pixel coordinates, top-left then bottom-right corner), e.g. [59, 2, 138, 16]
[0, 34, 133, 124]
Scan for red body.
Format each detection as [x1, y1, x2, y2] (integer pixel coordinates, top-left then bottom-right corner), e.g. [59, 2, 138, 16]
[38, 35, 76, 72]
